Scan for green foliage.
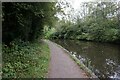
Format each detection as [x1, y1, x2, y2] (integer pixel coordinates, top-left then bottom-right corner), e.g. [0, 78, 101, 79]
[43, 26, 56, 39]
[2, 40, 50, 78]
[2, 2, 61, 78]
[2, 2, 59, 44]
[49, 2, 120, 43]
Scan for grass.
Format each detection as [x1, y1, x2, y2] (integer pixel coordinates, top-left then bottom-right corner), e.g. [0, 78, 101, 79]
[2, 39, 50, 78]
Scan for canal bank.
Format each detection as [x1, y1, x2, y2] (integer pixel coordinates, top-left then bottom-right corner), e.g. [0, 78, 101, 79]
[45, 40, 89, 78]
[52, 39, 120, 79]
[50, 40, 98, 79]
[45, 40, 99, 79]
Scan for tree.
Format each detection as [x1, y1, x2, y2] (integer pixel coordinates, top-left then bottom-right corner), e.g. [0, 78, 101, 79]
[50, 1, 120, 42]
[2, 2, 59, 44]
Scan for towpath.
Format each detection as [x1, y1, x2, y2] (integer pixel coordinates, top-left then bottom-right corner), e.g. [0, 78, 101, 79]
[45, 40, 89, 78]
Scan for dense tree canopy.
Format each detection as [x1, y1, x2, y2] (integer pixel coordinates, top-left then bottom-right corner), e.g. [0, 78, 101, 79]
[2, 1, 120, 43]
[48, 1, 120, 43]
[2, 2, 59, 44]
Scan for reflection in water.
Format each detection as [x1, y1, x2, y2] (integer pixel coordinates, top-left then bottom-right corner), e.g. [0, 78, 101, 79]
[53, 40, 120, 79]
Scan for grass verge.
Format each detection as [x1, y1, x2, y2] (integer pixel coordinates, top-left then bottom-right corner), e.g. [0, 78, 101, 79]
[2, 39, 50, 78]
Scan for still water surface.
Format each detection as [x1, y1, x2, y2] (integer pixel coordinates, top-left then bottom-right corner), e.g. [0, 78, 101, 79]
[53, 40, 120, 79]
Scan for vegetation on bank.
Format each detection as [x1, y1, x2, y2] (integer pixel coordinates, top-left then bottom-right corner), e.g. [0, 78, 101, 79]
[45, 1, 120, 43]
[2, 2, 60, 78]
[2, 1, 120, 78]
[2, 39, 50, 78]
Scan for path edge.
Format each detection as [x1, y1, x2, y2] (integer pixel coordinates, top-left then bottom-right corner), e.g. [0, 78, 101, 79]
[44, 39, 99, 79]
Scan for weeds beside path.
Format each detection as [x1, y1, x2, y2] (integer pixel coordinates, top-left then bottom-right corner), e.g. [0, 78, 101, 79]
[2, 40, 50, 78]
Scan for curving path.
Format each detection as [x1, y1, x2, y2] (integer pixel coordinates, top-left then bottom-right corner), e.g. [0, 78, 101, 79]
[45, 40, 89, 78]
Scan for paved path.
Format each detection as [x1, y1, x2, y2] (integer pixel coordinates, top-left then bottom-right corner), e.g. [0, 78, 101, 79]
[45, 40, 89, 78]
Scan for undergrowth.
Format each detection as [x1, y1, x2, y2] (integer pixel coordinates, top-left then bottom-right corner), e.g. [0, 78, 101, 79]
[2, 39, 50, 78]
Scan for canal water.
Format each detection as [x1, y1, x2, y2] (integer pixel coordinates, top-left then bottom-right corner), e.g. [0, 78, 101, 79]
[53, 40, 120, 79]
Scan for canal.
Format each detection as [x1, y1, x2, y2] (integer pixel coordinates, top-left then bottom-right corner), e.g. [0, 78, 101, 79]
[53, 40, 120, 79]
